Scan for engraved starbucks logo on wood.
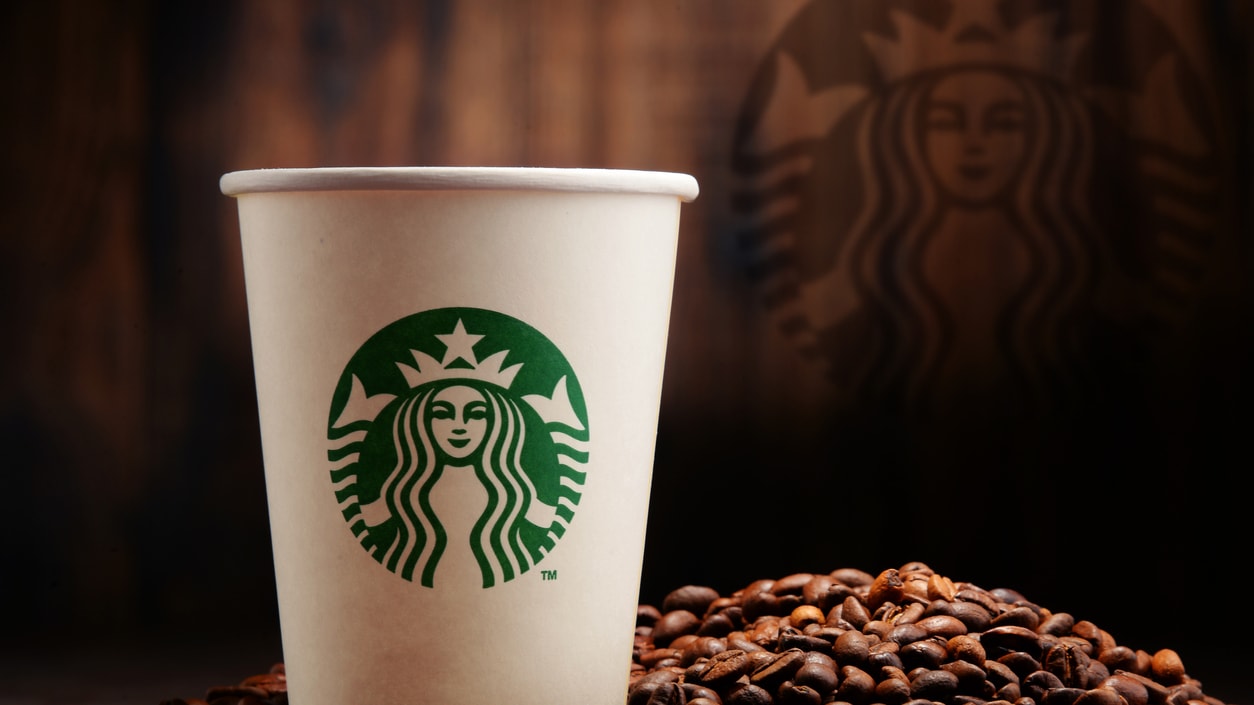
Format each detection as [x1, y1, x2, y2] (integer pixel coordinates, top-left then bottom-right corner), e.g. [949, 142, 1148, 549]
[732, 0, 1229, 416]
[328, 308, 588, 588]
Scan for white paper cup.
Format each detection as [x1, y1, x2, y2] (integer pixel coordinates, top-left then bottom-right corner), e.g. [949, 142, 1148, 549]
[220, 167, 698, 705]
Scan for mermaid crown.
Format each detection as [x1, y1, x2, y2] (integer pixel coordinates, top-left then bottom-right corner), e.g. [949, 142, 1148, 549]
[397, 319, 522, 390]
[863, 2, 1086, 83]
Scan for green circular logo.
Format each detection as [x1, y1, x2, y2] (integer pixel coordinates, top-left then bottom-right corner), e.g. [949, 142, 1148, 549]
[327, 307, 589, 588]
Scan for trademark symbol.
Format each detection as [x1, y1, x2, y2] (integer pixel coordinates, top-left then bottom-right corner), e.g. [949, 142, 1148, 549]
[541, 569, 558, 581]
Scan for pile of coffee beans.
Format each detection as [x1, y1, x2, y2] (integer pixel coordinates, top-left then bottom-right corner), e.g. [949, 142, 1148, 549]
[167, 562, 1231, 705]
[629, 563, 1228, 705]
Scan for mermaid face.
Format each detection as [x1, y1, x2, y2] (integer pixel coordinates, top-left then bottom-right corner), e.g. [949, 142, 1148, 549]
[923, 70, 1028, 205]
[429, 385, 489, 460]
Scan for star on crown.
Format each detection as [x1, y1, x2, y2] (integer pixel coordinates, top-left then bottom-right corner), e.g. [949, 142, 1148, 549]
[863, 1, 1087, 83]
[396, 319, 523, 390]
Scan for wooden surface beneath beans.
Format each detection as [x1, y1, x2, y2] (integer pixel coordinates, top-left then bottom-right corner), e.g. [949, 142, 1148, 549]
[165, 563, 1231, 705]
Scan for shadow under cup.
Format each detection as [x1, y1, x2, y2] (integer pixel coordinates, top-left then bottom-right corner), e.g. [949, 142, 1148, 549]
[220, 167, 699, 705]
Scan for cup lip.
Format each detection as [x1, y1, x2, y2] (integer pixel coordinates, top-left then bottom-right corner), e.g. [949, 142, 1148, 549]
[220, 166, 699, 202]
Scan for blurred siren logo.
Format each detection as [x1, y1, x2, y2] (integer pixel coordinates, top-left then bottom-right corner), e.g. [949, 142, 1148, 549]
[326, 307, 589, 588]
[731, 0, 1227, 414]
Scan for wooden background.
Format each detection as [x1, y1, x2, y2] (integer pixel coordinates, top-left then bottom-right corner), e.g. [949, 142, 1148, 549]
[2, 0, 1251, 699]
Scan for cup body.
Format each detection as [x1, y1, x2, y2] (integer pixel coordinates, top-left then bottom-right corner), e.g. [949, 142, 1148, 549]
[221, 167, 697, 705]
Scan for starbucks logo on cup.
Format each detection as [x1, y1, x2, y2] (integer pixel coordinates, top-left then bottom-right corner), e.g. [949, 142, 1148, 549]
[327, 307, 588, 588]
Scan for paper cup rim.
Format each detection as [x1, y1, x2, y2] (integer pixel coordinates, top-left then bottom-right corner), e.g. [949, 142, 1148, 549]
[219, 166, 699, 202]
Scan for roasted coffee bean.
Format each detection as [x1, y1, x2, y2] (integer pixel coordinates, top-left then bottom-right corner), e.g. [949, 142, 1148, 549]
[699, 612, 736, 638]
[793, 662, 839, 695]
[1039, 612, 1077, 637]
[866, 644, 905, 672]
[1042, 687, 1088, 705]
[941, 659, 987, 691]
[983, 625, 1044, 660]
[887, 622, 930, 646]
[911, 669, 960, 700]
[1074, 687, 1126, 705]
[777, 684, 821, 705]
[837, 665, 876, 701]
[696, 649, 755, 689]
[900, 638, 947, 670]
[665, 585, 722, 616]
[992, 606, 1042, 630]
[726, 683, 773, 705]
[1044, 642, 1092, 688]
[646, 682, 687, 705]
[874, 676, 911, 704]
[654, 610, 703, 647]
[869, 569, 906, 610]
[1024, 670, 1067, 700]
[1101, 673, 1149, 705]
[684, 636, 729, 665]
[918, 614, 967, 639]
[789, 604, 825, 628]
[742, 591, 781, 622]
[640, 604, 663, 627]
[778, 629, 832, 655]
[955, 589, 1000, 616]
[1097, 645, 1138, 672]
[1152, 649, 1187, 685]
[833, 628, 870, 665]
[834, 594, 869, 631]
[750, 649, 806, 691]
[771, 573, 814, 596]
[802, 575, 834, 608]
[682, 683, 723, 703]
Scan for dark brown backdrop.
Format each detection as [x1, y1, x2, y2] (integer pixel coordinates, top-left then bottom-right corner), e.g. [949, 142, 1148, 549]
[2, 0, 1251, 700]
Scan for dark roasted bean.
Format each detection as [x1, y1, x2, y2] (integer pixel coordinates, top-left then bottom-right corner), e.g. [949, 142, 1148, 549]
[750, 649, 806, 691]
[919, 614, 968, 639]
[837, 665, 875, 701]
[1097, 645, 1137, 672]
[993, 606, 1042, 631]
[646, 682, 686, 705]
[833, 629, 869, 666]
[1042, 687, 1087, 705]
[1038, 612, 1076, 637]
[793, 662, 838, 696]
[840, 594, 871, 630]
[726, 683, 773, 705]
[1044, 642, 1092, 688]
[696, 649, 755, 689]
[682, 683, 723, 703]
[1101, 673, 1148, 705]
[900, 638, 947, 670]
[699, 612, 736, 637]
[942, 659, 988, 691]
[777, 684, 821, 705]
[1073, 688, 1125, 705]
[653, 610, 702, 647]
[876, 677, 913, 704]
[802, 575, 834, 606]
[772, 573, 814, 596]
[630, 670, 681, 705]
[665, 585, 722, 615]
[1024, 670, 1066, 701]
[911, 669, 960, 700]
[983, 626, 1044, 660]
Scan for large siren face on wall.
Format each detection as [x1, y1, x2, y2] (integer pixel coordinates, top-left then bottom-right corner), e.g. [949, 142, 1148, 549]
[731, 0, 1228, 416]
